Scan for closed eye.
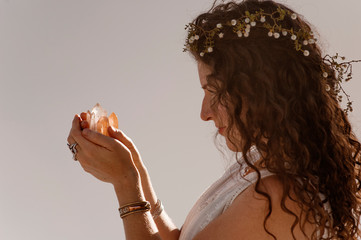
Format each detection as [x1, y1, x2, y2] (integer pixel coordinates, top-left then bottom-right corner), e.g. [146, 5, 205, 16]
[202, 87, 216, 94]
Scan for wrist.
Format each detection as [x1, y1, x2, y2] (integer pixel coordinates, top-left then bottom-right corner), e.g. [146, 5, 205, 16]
[114, 188, 146, 207]
[112, 165, 140, 188]
[137, 164, 149, 178]
[137, 168, 158, 206]
[113, 180, 146, 207]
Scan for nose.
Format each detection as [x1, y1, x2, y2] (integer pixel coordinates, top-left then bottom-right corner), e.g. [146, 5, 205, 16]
[200, 96, 212, 121]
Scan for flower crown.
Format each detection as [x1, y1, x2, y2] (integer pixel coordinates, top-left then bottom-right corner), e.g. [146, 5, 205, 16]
[183, 6, 360, 114]
[184, 7, 314, 57]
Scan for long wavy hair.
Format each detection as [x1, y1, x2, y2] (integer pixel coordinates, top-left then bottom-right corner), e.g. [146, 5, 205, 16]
[186, 0, 361, 239]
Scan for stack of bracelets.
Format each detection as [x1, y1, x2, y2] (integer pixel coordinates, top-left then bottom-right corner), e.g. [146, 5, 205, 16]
[118, 199, 164, 219]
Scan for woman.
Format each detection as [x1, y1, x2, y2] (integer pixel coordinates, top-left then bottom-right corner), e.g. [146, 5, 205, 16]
[67, 0, 361, 239]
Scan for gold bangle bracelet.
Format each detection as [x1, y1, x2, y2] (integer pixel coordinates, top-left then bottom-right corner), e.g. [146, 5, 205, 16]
[118, 201, 151, 219]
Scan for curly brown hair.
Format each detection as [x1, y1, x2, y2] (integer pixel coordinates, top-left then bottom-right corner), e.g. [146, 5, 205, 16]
[186, 0, 361, 239]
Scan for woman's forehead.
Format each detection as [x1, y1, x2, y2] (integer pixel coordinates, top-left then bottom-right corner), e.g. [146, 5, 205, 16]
[198, 61, 213, 85]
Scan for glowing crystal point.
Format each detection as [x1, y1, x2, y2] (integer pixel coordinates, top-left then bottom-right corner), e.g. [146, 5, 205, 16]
[87, 103, 119, 136]
[97, 116, 109, 136]
[109, 112, 119, 129]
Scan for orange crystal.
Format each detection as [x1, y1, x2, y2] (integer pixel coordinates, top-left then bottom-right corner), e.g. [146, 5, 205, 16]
[88, 103, 119, 136]
[109, 112, 118, 129]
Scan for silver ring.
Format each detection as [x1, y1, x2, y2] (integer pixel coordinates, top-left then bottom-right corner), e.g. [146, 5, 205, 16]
[67, 142, 78, 161]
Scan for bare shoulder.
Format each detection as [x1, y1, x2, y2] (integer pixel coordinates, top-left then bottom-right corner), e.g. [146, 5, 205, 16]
[193, 175, 316, 240]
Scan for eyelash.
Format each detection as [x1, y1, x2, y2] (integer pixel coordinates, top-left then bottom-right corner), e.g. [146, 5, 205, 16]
[203, 89, 217, 96]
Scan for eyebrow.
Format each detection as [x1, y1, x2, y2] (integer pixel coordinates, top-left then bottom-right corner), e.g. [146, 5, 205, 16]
[201, 74, 213, 89]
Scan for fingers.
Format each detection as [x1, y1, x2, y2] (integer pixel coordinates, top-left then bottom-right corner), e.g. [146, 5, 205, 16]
[108, 126, 136, 150]
[81, 120, 89, 129]
[80, 112, 88, 121]
[80, 112, 90, 130]
[70, 115, 95, 150]
[66, 135, 82, 161]
[67, 134, 76, 145]
[82, 128, 116, 150]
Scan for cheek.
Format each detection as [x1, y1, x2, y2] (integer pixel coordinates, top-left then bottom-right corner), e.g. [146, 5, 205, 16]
[217, 106, 228, 123]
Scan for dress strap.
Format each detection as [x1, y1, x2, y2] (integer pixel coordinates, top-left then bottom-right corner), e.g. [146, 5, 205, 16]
[223, 168, 275, 213]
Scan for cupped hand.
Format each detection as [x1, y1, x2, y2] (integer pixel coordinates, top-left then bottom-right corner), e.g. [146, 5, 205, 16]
[67, 115, 140, 189]
[79, 112, 147, 173]
[77, 112, 157, 206]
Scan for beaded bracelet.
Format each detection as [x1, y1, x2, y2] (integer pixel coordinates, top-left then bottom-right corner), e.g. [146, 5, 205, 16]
[118, 201, 151, 219]
[151, 199, 164, 220]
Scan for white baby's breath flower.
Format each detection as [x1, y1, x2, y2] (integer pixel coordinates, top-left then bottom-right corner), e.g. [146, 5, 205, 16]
[260, 16, 266, 22]
[231, 19, 237, 26]
[291, 34, 297, 40]
[282, 30, 288, 36]
[323, 72, 329, 78]
[208, 47, 213, 53]
[268, 31, 273, 37]
[194, 35, 199, 40]
[291, 13, 297, 20]
[250, 21, 256, 27]
[237, 31, 243, 37]
[200, 52, 205, 57]
[245, 18, 250, 23]
[325, 84, 331, 92]
[216, 23, 222, 28]
[274, 32, 280, 39]
[218, 33, 224, 38]
[303, 40, 308, 45]
[244, 32, 249, 37]
[303, 50, 310, 56]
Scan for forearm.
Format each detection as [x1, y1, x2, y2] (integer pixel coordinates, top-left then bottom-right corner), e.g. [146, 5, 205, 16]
[138, 166, 181, 240]
[122, 211, 161, 240]
[114, 184, 161, 240]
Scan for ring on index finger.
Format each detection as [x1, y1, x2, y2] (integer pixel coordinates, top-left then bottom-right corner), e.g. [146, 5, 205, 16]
[67, 142, 79, 161]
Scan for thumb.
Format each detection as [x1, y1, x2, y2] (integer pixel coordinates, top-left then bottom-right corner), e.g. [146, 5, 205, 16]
[82, 128, 114, 150]
[108, 126, 136, 150]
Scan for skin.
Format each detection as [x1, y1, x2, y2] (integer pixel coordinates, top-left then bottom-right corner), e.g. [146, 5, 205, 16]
[198, 60, 239, 152]
[198, 61, 252, 153]
[67, 61, 317, 239]
[67, 117, 179, 240]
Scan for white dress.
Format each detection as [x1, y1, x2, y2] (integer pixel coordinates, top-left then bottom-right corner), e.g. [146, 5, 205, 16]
[178, 146, 331, 240]
[179, 146, 274, 240]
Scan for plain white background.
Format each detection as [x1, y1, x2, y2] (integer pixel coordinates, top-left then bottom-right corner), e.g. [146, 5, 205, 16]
[0, 0, 360, 239]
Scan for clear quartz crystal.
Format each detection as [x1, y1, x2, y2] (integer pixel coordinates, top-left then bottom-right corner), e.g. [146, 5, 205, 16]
[89, 103, 108, 131]
[88, 103, 119, 136]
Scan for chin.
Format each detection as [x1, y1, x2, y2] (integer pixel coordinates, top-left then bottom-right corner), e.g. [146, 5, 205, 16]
[226, 139, 240, 152]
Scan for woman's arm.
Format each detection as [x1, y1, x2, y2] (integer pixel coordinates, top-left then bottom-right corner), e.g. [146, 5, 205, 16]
[68, 115, 180, 240]
[114, 179, 179, 240]
[80, 113, 180, 240]
[136, 166, 181, 240]
[113, 181, 161, 240]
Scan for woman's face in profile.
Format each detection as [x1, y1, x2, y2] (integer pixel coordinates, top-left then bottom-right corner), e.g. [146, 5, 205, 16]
[198, 61, 240, 152]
